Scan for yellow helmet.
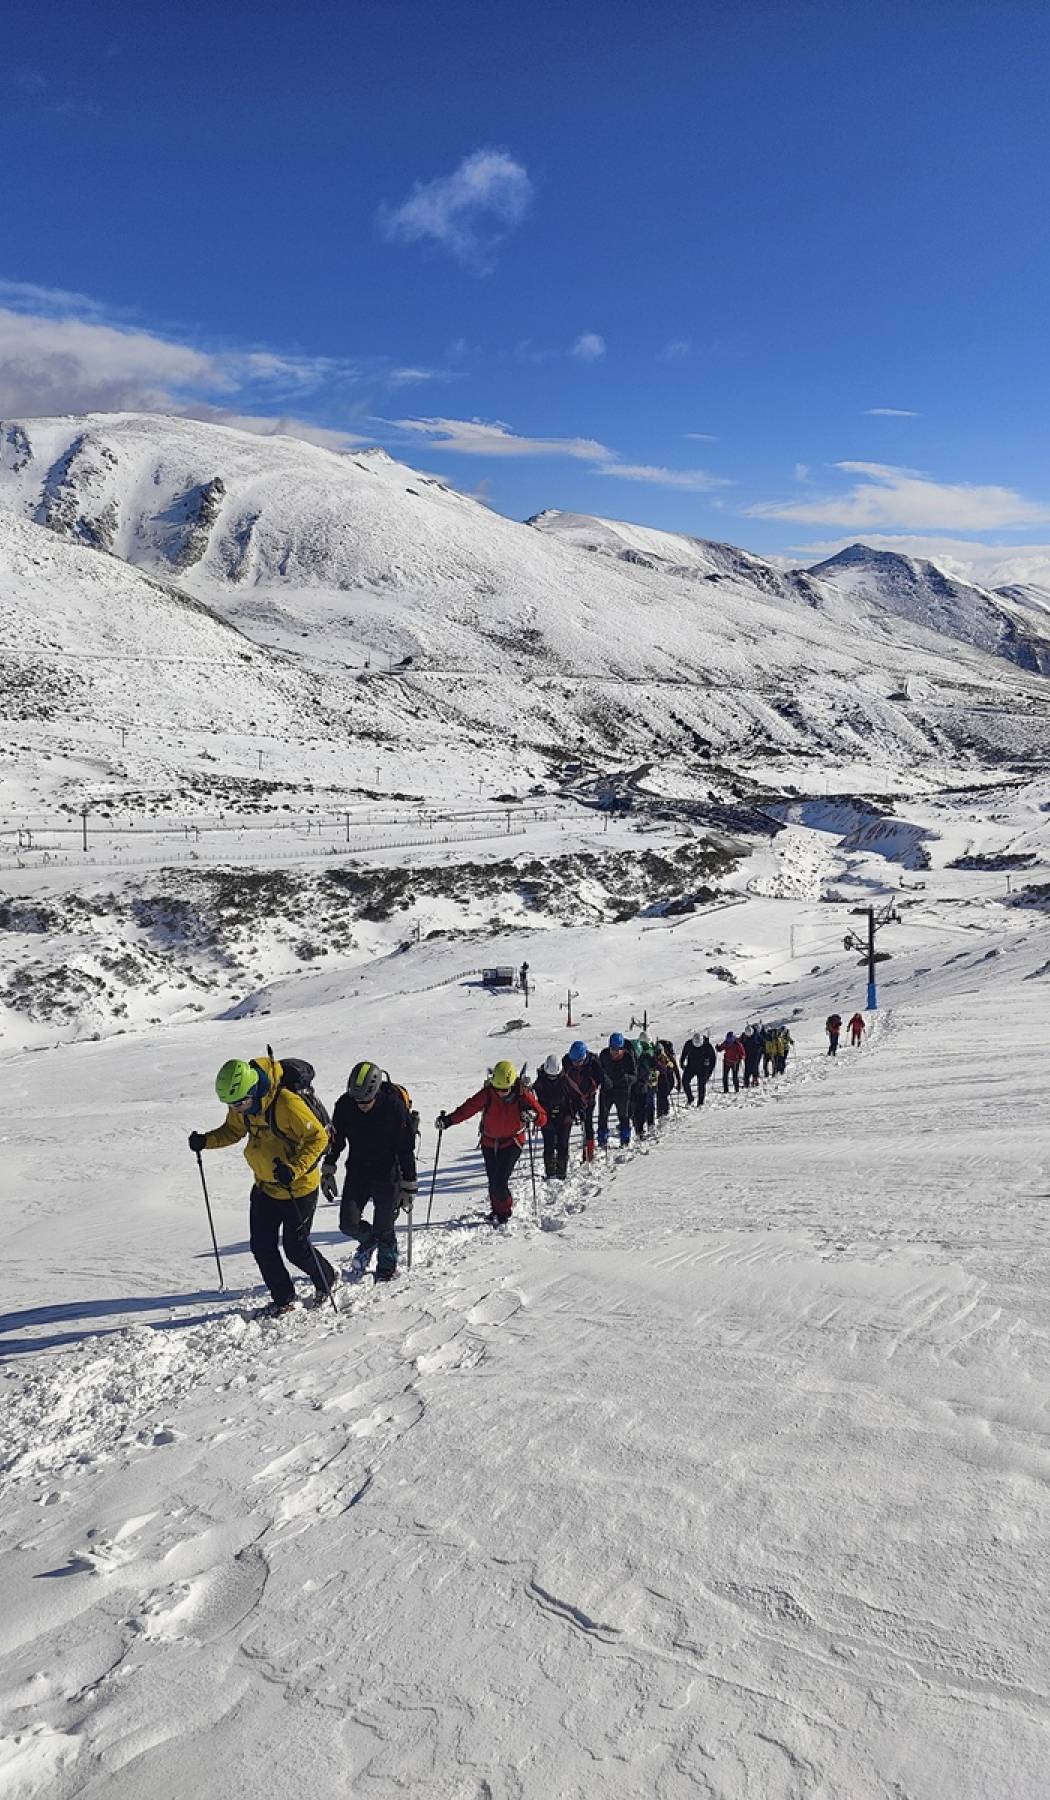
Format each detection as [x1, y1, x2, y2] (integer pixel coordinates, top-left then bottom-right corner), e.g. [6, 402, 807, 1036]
[490, 1060, 517, 1093]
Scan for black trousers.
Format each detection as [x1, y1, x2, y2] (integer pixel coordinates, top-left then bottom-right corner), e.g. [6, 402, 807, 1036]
[482, 1142, 521, 1217]
[682, 1069, 709, 1105]
[541, 1114, 573, 1175]
[828, 1034, 839, 1056]
[340, 1169, 400, 1273]
[598, 1088, 632, 1135]
[722, 1064, 740, 1093]
[656, 1072, 676, 1117]
[249, 1185, 335, 1306]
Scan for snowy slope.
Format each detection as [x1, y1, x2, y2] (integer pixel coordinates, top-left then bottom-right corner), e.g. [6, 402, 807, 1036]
[527, 506, 835, 610]
[2, 816, 1049, 1798]
[3, 415, 1050, 811]
[810, 542, 1050, 676]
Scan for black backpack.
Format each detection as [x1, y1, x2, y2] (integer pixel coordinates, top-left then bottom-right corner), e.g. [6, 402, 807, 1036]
[262, 1048, 333, 1159]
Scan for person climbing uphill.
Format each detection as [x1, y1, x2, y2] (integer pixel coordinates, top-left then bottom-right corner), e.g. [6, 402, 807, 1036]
[717, 1031, 745, 1094]
[323, 1060, 417, 1283]
[534, 1053, 577, 1179]
[630, 1036, 659, 1139]
[597, 1032, 637, 1148]
[848, 1012, 866, 1047]
[562, 1039, 609, 1161]
[654, 1037, 681, 1118]
[680, 1032, 716, 1106]
[437, 1061, 546, 1225]
[189, 1056, 335, 1316]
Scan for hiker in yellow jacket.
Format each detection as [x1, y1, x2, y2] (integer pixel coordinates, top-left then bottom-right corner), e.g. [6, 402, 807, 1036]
[189, 1056, 336, 1316]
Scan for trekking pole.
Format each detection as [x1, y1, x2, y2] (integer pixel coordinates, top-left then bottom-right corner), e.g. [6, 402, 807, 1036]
[291, 1191, 339, 1314]
[406, 1194, 414, 1270]
[195, 1151, 226, 1290]
[426, 1125, 444, 1228]
[525, 1123, 538, 1219]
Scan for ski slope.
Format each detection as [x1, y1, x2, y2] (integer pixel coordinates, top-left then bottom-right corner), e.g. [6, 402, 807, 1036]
[2, 811, 1049, 1799]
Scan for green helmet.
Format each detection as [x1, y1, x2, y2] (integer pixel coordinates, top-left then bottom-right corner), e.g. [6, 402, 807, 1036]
[216, 1058, 259, 1105]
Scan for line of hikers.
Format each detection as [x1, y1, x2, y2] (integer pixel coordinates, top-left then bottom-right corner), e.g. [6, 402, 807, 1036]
[827, 1012, 866, 1055]
[188, 1014, 866, 1316]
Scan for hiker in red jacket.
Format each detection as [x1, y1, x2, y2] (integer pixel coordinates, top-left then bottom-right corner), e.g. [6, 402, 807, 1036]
[716, 1031, 746, 1094]
[437, 1059, 546, 1225]
[848, 1012, 866, 1047]
[826, 1013, 842, 1056]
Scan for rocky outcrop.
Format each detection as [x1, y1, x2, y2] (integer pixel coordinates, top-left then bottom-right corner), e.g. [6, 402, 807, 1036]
[36, 432, 120, 549]
[169, 475, 227, 571]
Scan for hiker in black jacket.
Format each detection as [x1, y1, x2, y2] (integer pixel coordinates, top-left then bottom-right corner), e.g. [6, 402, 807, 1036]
[322, 1061, 417, 1283]
[680, 1033, 717, 1106]
[534, 1055, 577, 1179]
[562, 1041, 609, 1161]
[742, 1025, 764, 1089]
[597, 1033, 637, 1148]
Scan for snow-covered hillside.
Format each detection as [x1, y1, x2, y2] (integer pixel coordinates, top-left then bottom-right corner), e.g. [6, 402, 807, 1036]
[809, 542, 1050, 676]
[2, 804, 1049, 1799]
[3, 414, 1050, 822]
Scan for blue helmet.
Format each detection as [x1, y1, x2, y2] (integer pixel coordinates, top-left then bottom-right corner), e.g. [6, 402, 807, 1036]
[609, 1031, 625, 1050]
[724, 1031, 736, 1043]
[568, 1040, 588, 1064]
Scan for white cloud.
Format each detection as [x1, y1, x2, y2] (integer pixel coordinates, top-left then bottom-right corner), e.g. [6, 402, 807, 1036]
[378, 148, 533, 273]
[794, 463, 810, 482]
[594, 462, 729, 492]
[387, 415, 731, 491]
[185, 408, 372, 452]
[0, 306, 223, 415]
[0, 277, 109, 318]
[0, 290, 371, 451]
[683, 431, 717, 442]
[386, 366, 455, 387]
[658, 339, 691, 361]
[791, 534, 1050, 590]
[571, 332, 606, 362]
[864, 407, 920, 417]
[746, 461, 1050, 531]
[386, 415, 612, 460]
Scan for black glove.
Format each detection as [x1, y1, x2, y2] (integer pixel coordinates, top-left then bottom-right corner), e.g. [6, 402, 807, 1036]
[321, 1167, 339, 1203]
[435, 1111, 449, 1131]
[400, 1176, 418, 1204]
[273, 1159, 294, 1188]
[188, 1131, 207, 1154]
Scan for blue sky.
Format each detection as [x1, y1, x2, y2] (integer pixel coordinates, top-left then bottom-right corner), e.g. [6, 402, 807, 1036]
[4, 0, 1050, 571]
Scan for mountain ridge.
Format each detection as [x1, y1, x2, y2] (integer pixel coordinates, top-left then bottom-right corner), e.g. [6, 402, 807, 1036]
[2, 412, 1050, 823]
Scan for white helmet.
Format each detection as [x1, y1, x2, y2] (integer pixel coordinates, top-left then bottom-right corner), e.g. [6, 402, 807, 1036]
[542, 1053, 561, 1077]
[691, 1033, 703, 1046]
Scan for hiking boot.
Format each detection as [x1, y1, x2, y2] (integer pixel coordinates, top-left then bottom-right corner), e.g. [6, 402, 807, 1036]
[350, 1246, 373, 1279]
[373, 1267, 398, 1285]
[254, 1297, 301, 1319]
[489, 1210, 512, 1228]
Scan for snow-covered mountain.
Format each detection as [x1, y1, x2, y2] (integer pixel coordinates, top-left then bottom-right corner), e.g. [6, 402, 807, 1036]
[526, 508, 832, 611]
[808, 543, 1050, 676]
[3, 414, 1050, 822]
[994, 579, 1050, 620]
